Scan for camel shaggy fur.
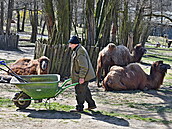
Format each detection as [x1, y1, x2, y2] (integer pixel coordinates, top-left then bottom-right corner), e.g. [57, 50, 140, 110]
[102, 61, 171, 91]
[96, 43, 146, 87]
[9, 56, 50, 75]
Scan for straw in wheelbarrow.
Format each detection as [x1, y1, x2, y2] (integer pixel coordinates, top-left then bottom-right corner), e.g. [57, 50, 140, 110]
[0, 61, 27, 83]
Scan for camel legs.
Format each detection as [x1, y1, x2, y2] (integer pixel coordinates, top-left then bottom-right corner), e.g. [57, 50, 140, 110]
[96, 66, 102, 87]
[104, 66, 109, 78]
[96, 65, 110, 87]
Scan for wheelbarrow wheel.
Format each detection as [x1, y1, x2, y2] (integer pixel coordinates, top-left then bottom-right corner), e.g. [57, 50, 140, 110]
[13, 92, 31, 109]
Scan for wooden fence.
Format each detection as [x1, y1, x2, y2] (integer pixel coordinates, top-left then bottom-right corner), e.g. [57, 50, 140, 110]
[0, 34, 19, 50]
[34, 41, 101, 78]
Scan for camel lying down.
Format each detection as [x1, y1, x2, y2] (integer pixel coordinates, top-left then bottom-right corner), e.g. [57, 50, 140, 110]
[9, 56, 50, 75]
[103, 61, 171, 91]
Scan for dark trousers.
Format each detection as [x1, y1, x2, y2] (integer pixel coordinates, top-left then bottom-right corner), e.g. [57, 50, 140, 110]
[75, 81, 96, 110]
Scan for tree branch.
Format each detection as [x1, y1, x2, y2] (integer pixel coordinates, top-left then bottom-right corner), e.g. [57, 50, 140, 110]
[144, 13, 172, 22]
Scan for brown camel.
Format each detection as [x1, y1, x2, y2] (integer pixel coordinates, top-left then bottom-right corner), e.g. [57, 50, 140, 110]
[9, 56, 50, 75]
[102, 61, 171, 91]
[96, 43, 146, 87]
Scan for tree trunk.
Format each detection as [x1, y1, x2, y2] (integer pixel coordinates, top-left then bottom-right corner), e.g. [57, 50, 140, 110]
[41, 21, 46, 36]
[6, 0, 14, 35]
[86, 0, 95, 46]
[43, 0, 56, 40]
[140, 0, 152, 47]
[21, 5, 27, 32]
[74, 0, 77, 26]
[95, 0, 115, 48]
[52, 0, 70, 45]
[132, 0, 146, 47]
[16, 10, 20, 32]
[95, 0, 106, 47]
[111, 0, 119, 44]
[30, 0, 38, 43]
[0, 1, 4, 35]
[119, 0, 129, 46]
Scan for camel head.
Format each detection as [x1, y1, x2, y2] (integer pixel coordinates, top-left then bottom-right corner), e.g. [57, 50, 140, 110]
[148, 61, 171, 89]
[38, 56, 50, 72]
[150, 61, 171, 75]
[132, 44, 146, 62]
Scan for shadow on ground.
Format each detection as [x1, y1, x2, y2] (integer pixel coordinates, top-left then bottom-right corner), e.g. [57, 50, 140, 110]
[17, 109, 129, 127]
[83, 110, 129, 127]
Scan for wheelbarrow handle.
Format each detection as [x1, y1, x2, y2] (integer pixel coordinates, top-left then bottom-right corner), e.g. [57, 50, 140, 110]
[54, 80, 79, 97]
[60, 78, 72, 88]
[0, 61, 6, 66]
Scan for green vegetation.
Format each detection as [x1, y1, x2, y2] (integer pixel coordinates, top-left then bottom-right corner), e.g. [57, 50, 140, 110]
[31, 102, 75, 111]
[0, 98, 14, 108]
[97, 110, 172, 124]
[142, 54, 172, 64]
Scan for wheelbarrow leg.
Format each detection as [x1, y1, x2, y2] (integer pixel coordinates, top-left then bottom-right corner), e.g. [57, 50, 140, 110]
[44, 99, 51, 110]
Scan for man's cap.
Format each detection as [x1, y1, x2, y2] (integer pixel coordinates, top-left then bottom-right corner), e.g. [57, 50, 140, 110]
[68, 36, 80, 44]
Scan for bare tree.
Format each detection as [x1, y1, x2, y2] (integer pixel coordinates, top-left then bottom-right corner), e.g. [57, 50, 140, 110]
[43, 0, 55, 39]
[29, 0, 38, 43]
[6, 0, 14, 35]
[86, 0, 95, 46]
[0, 1, 4, 34]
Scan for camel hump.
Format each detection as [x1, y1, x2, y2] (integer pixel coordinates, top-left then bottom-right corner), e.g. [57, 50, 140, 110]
[110, 65, 124, 71]
[107, 43, 116, 51]
[10, 58, 31, 68]
[112, 45, 130, 65]
[127, 63, 140, 68]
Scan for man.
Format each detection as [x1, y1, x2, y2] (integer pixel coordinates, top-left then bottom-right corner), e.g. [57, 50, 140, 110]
[68, 35, 97, 112]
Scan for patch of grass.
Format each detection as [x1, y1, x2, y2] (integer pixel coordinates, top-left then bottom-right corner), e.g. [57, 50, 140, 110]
[31, 102, 75, 111]
[99, 99, 172, 113]
[0, 98, 11, 103]
[165, 73, 172, 79]
[163, 81, 172, 87]
[96, 110, 172, 124]
[0, 98, 14, 108]
[143, 54, 172, 64]
[143, 37, 172, 67]
[126, 103, 172, 113]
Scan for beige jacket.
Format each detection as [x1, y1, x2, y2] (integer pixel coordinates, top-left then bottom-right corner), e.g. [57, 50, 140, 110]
[70, 44, 96, 83]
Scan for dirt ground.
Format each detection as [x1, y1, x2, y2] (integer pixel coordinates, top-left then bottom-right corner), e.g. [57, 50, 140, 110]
[0, 46, 172, 129]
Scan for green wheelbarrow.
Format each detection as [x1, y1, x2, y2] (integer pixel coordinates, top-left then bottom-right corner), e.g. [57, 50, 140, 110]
[10, 74, 78, 109]
[0, 60, 78, 109]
